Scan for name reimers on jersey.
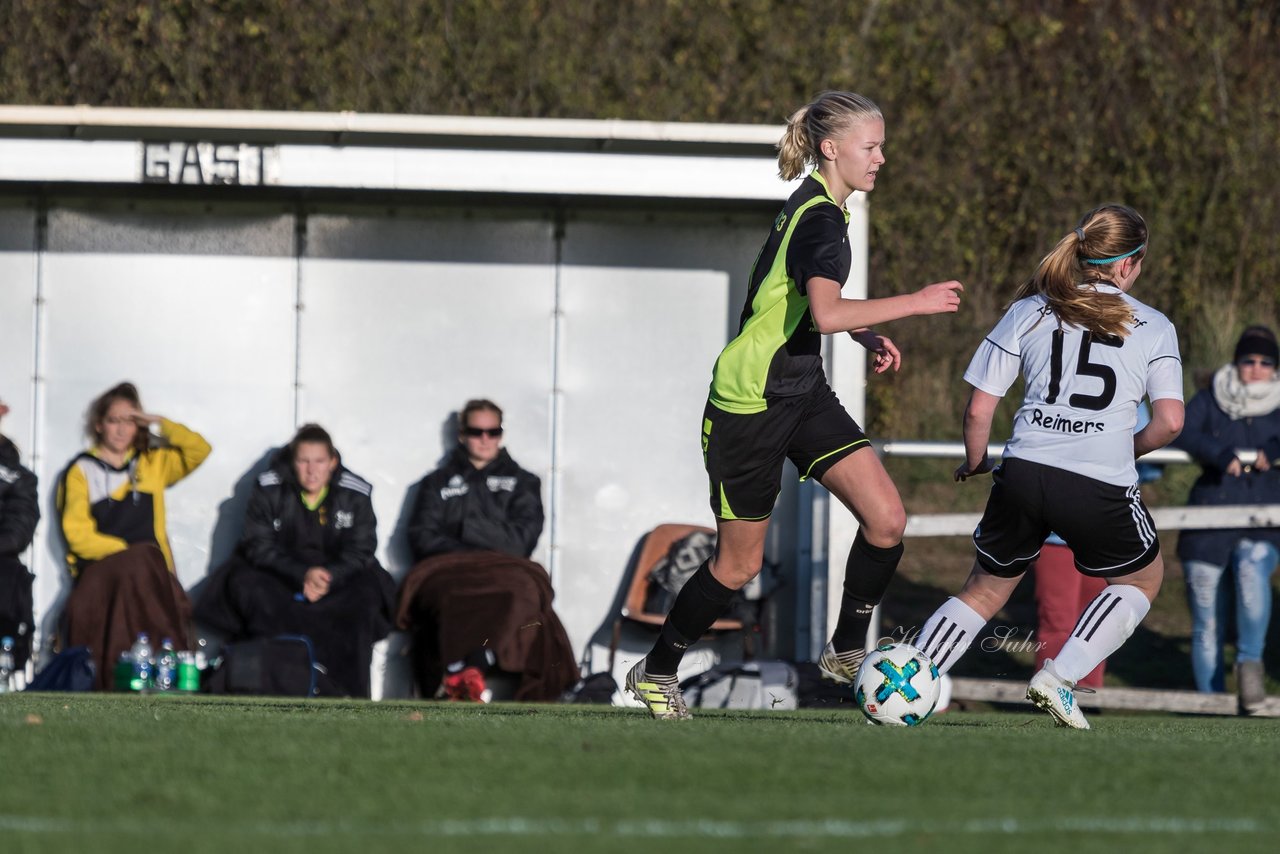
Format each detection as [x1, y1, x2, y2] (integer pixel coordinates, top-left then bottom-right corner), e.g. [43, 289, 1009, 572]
[1027, 408, 1105, 434]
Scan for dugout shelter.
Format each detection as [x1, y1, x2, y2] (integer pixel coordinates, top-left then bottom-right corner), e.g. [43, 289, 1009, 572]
[0, 106, 870, 695]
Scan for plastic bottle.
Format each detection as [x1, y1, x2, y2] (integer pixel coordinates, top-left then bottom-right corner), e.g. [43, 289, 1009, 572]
[177, 651, 200, 693]
[155, 638, 178, 692]
[0, 636, 14, 693]
[194, 637, 209, 672]
[114, 649, 135, 692]
[130, 633, 154, 692]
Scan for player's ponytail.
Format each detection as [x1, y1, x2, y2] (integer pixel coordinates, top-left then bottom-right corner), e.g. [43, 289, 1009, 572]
[777, 91, 882, 181]
[777, 105, 813, 181]
[1009, 204, 1147, 339]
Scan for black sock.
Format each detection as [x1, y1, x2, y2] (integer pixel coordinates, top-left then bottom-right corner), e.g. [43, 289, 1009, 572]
[645, 560, 736, 676]
[830, 530, 903, 652]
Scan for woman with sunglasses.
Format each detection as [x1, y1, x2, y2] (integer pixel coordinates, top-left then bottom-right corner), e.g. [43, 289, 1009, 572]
[914, 204, 1185, 729]
[407, 399, 544, 561]
[1173, 325, 1280, 713]
[400, 399, 576, 703]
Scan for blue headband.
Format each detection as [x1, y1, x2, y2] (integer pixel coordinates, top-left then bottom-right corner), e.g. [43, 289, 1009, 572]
[1083, 244, 1145, 266]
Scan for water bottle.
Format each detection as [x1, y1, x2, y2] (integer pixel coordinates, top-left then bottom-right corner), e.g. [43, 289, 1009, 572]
[130, 633, 154, 692]
[0, 637, 14, 694]
[114, 650, 134, 692]
[155, 638, 178, 692]
[194, 637, 209, 672]
[177, 651, 200, 693]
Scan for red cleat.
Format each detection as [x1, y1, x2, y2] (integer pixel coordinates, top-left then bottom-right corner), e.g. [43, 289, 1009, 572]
[442, 666, 491, 703]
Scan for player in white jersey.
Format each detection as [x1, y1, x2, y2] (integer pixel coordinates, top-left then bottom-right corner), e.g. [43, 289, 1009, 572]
[915, 204, 1185, 728]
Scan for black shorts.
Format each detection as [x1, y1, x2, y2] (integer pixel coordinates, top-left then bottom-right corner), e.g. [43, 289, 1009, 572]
[973, 457, 1160, 578]
[702, 383, 869, 520]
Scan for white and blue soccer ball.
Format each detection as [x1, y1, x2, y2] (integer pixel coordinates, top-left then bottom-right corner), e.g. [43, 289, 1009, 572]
[854, 642, 942, 726]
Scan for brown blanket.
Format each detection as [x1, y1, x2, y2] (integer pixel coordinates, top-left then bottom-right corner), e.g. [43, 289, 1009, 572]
[396, 551, 579, 701]
[64, 543, 192, 691]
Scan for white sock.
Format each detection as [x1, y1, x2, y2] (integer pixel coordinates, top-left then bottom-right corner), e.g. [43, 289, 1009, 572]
[916, 596, 987, 675]
[1051, 584, 1151, 684]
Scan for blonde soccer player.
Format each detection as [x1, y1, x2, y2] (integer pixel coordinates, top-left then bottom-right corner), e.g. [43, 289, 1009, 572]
[626, 90, 964, 719]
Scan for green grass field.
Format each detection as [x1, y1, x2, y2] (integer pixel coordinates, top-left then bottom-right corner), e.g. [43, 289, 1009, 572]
[2, 694, 1278, 854]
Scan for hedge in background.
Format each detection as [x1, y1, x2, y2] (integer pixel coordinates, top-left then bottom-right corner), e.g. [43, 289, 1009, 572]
[2, 0, 1277, 437]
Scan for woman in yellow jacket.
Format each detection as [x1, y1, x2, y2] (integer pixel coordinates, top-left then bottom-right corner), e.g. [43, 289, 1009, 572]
[58, 382, 211, 689]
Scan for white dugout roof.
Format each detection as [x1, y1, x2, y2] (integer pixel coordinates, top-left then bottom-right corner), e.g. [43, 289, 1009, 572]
[0, 105, 792, 199]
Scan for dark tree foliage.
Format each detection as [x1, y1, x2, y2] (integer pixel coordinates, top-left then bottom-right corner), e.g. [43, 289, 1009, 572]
[2, 0, 1277, 436]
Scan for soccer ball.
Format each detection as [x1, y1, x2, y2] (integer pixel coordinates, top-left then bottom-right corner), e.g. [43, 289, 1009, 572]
[854, 642, 942, 726]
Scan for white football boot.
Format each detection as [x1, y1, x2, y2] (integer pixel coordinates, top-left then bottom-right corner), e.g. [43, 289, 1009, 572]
[1026, 661, 1090, 730]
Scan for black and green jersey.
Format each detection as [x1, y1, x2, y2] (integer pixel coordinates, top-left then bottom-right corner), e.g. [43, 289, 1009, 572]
[709, 171, 851, 414]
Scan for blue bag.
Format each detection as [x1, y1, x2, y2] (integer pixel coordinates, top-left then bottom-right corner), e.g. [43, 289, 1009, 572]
[25, 645, 96, 692]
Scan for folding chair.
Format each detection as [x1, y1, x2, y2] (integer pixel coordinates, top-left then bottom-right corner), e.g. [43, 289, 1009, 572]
[606, 523, 749, 673]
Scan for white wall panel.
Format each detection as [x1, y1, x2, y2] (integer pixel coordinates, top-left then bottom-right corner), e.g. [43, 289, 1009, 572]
[0, 207, 36, 459]
[298, 214, 557, 580]
[35, 208, 296, 644]
[556, 216, 764, 659]
[299, 214, 557, 700]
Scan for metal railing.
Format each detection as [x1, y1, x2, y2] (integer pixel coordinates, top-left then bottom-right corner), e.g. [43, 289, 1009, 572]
[879, 440, 1280, 538]
[879, 440, 1280, 714]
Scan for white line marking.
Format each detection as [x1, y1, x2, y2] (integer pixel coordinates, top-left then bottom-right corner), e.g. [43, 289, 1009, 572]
[0, 815, 1267, 837]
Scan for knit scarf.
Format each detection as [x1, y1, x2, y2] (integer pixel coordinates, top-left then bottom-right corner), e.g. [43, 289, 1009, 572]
[1212, 363, 1280, 420]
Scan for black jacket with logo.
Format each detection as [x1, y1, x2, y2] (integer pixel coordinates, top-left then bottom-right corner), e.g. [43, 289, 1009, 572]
[239, 455, 379, 588]
[408, 447, 544, 561]
[0, 437, 39, 559]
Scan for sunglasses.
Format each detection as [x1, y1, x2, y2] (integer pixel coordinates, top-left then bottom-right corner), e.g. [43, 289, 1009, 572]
[1238, 358, 1277, 368]
[462, 426, 504, 438]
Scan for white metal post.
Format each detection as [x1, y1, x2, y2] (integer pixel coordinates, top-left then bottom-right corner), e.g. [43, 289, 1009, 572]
[822, 192, 870, 646]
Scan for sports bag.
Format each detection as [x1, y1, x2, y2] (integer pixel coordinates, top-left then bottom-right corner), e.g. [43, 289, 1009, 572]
[207, 635, 331, 697]
[562, 671, 619, 704]
[25, 645, 95, 692]
[681, 660, 799, 711]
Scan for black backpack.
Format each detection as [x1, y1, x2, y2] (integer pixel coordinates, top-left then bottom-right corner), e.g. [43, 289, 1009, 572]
[207, 635, 337, 697]
[562, 671, 619, 704]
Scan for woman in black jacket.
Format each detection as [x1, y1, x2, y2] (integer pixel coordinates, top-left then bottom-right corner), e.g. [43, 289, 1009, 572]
[398, 400, 577, 703]
[0, 397, 38, 672]
[199, 424, 395, 697]
[1173, 326, 1280, 711]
